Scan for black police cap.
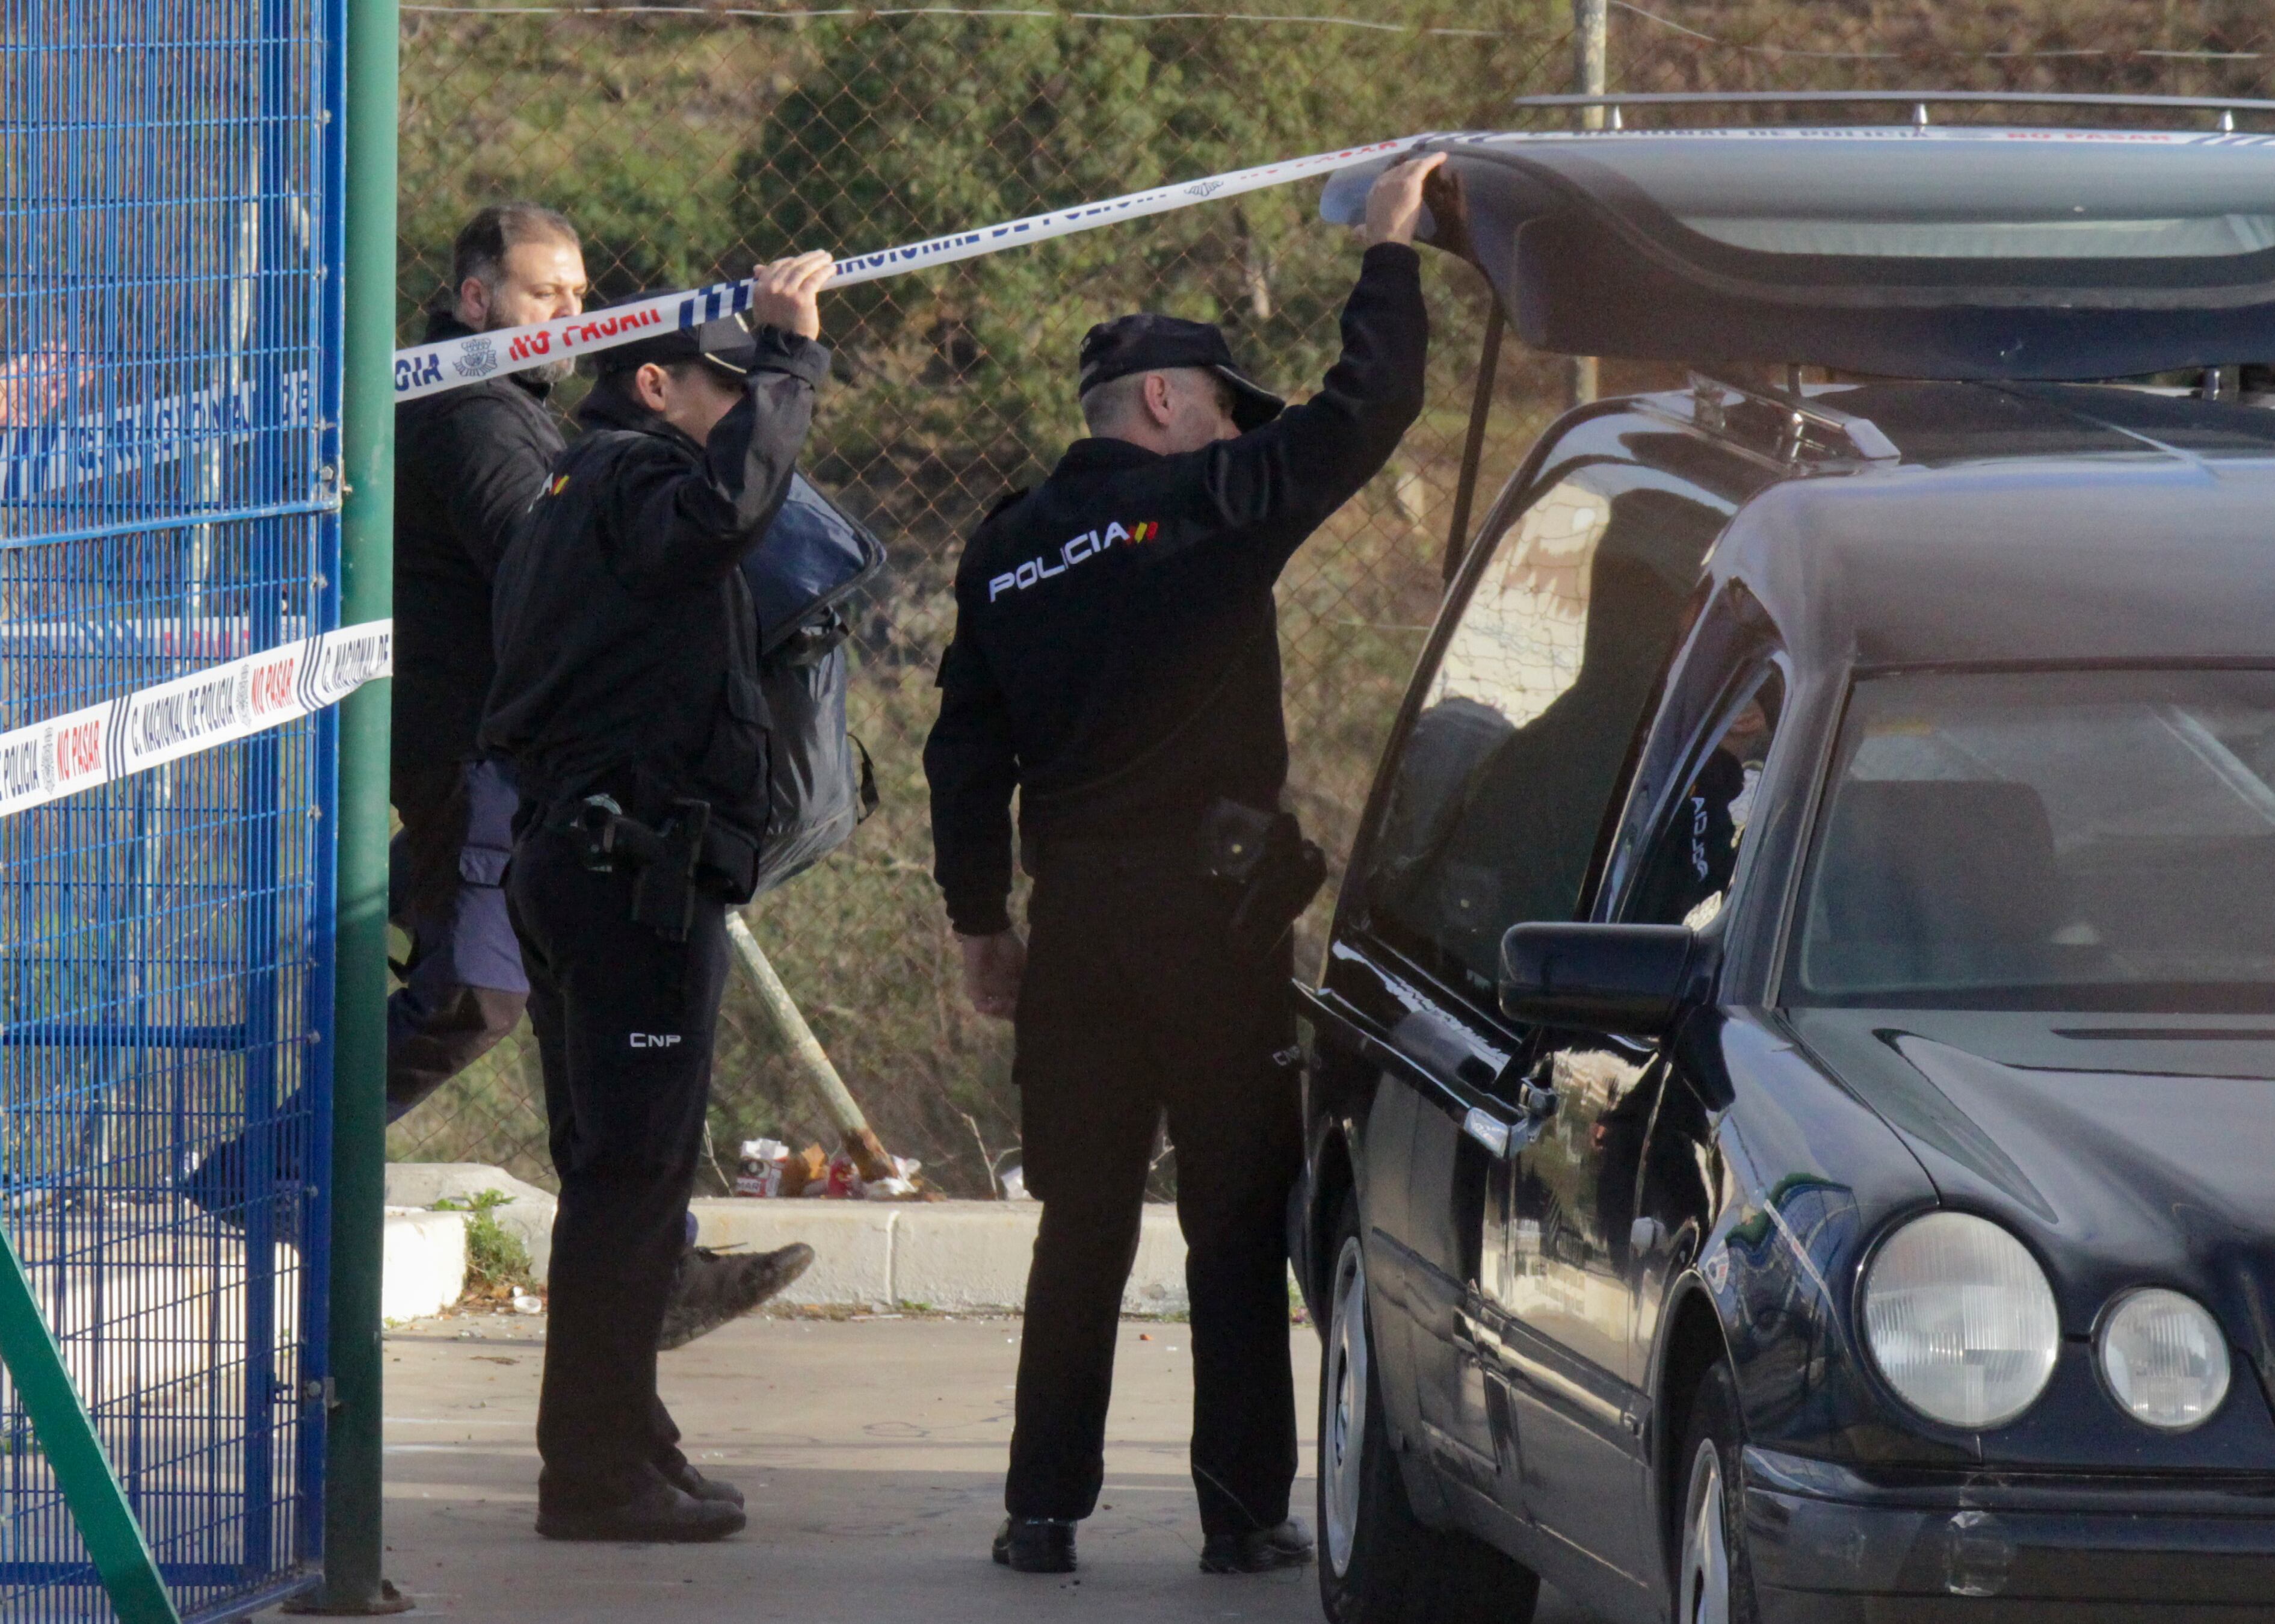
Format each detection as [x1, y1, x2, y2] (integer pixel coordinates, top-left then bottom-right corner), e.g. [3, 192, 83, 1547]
[1077, 313, 1285, 432]
[593, 295, 762, 381]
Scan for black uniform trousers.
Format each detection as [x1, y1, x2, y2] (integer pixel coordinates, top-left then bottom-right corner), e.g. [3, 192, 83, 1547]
[505, 821, 726, 1510]
[1007, 839, 1301, 1537]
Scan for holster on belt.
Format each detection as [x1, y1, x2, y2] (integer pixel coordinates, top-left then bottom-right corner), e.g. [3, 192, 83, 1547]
[1197, 797, 1327, 965]
[566, 794, 713, 942]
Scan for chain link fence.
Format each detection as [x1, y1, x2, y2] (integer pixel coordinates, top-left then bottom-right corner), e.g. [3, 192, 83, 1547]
[383, 0, 2275, 1197]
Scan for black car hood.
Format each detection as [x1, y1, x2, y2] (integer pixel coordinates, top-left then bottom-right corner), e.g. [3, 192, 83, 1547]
[1786, 1009, 2275, 1375]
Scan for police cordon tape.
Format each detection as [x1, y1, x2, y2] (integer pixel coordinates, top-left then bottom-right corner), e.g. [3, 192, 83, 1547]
[0, 620, 392, 820]
[4, 135, 1426, 492]
[3, 137, 1425, 814]
[1, 372, 316, 503]
[392, 134, 1435, 400]
[2, 134, 1433, 501]
[400, 122, 2275, 400]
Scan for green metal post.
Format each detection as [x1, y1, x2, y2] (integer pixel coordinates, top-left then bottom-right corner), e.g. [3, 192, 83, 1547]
[298, 0, 404, 1610]
[0, 1232, 181, 1623]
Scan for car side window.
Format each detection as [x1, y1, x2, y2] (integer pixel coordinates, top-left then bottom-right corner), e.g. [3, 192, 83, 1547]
[1620, 667, 1786, 931]
[1359, 462, 1729, 1004]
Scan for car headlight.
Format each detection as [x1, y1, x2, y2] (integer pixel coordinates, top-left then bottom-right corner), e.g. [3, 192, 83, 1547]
[2099, 1288, 2230, 1431]
[1862, 1211, 2060, 1430]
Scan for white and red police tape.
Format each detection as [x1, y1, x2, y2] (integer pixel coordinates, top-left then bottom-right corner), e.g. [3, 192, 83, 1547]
[0, 620, 392, 820]
[4, 136, 1431, 490]
[2, 136, 1434, 820]
[392, 134, 1433, 400]
[401, 120, 2236, 400]
[17, 120, 2258, 818]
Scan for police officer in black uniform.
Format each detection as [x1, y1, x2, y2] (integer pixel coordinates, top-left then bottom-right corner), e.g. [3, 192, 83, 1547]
[924, 155, 1443, 1575]
[189, 207, 808, 1351]
[480, 249, 836, 1543]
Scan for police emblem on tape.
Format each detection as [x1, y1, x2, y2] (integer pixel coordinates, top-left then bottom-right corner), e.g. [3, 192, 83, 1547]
[452, 336, 499, 381]
[987, 520, 1158, 602]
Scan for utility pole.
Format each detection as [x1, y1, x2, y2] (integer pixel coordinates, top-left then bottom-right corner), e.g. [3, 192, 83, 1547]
[1567, 0, 1607, 409]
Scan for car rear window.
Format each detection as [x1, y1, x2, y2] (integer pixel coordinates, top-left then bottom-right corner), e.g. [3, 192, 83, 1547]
[1789, 668, 2275, 1011]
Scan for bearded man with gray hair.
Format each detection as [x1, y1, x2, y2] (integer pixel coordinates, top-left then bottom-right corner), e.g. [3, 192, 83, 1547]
[386, 201, 590, 1110]
[186, 208, 583, 1188]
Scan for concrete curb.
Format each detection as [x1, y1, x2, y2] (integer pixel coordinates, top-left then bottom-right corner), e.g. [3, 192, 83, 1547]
[688, 1198, 1190, 1315]
[381, 1209, 468, 1322]
[380, 1163, 1191, 1316]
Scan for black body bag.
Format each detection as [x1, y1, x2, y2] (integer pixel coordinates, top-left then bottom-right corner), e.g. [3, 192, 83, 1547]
[739, 473, 887, 895]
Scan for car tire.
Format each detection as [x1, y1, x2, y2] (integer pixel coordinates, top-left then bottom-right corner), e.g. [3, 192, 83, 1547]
[1675, 1360, 1762, 1624]
[1316, 1193, 1540, 1624]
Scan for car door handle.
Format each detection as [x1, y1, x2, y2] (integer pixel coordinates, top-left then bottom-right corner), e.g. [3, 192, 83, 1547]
[1461, 1106, 1514, 1158]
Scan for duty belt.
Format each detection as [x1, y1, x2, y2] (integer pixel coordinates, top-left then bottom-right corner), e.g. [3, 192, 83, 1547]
[1023, 798, 1325, 965]
[1018, 829, 1188, 878]
[527, 765, 764, 907]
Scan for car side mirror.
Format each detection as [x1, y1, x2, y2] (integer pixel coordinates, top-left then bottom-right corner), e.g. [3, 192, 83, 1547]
[1499, 922, 1697, 1037]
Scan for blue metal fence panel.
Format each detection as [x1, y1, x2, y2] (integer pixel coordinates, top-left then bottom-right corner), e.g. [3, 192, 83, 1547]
[0, 0, 342, 1616]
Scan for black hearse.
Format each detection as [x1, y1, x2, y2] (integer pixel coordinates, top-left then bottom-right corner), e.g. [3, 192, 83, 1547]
[1296, 102, 2275, 1624]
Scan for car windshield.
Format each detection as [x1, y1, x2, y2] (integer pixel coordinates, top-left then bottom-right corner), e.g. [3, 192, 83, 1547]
[1789, 668, 2275, 1011]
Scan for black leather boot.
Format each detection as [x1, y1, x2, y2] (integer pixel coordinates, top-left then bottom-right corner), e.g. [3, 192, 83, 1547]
[992, 1516, 1077, 1573]
[1199, 1516, 1314, 1573]
[537, 1475, 747, 1543]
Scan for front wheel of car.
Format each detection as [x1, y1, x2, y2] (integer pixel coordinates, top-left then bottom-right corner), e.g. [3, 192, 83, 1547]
[1676, 1361, 1761, 1624]
[1317, 1193, 1539, 1624]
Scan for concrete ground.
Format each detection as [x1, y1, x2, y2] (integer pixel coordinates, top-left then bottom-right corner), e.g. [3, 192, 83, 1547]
[264, 1314, 1597, 1623]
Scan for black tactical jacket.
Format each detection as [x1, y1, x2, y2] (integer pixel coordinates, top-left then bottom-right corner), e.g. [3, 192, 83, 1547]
[923, 244, 1428, 936]
[479, 327, 828, 899]
[392, 309, 565, 803]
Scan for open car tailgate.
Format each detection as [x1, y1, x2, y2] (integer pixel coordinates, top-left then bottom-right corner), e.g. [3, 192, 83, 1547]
[1324, 128, 2275, 380]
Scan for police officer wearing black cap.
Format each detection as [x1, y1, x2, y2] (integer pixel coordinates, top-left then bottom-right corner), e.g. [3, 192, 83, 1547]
[924, 155, 1446, 1576]
[480, 249, 836, 1543]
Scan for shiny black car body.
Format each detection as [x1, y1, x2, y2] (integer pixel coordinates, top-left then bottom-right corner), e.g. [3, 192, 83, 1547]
[1295, 116, 2275, 1624]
